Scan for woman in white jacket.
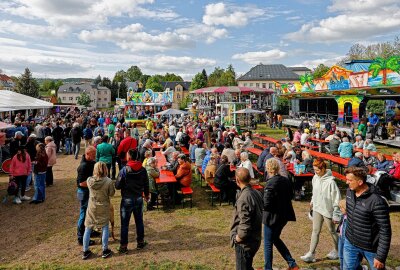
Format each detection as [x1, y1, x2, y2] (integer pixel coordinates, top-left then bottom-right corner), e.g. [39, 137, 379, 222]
[301, 158, 341, 263]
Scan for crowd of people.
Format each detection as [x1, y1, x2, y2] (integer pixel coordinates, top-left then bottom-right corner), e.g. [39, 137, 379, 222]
[0, 109, 395, 269]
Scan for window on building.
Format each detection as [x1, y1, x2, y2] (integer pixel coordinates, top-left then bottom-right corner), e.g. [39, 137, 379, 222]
[269, 83, 274, 89]
[104, 91, 107, 94]
[104, 98, 107, 101]
[62, 97, 66, 100]
[69, 97, 73, 101]
[256, 83, 259, 88]
[103, 104, 106, 107]
[177, 94, 180, 99]
[249, 83, 253, 87]
[262, 83, 266, 88]
[243, 83, 247, 87]
[98, 91, 101, 95]
[98, 98, 101, 101]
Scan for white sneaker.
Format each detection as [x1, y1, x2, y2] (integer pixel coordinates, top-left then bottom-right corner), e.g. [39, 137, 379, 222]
[300, 252, 316, 263]
[326, 249, 338, 260]
[20, 196, 31, 201]
[14, 197, 22, 204]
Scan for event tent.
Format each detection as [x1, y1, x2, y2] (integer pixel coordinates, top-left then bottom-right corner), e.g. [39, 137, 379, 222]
[0, 90, 53, 112]
[155, 108, 187, 116]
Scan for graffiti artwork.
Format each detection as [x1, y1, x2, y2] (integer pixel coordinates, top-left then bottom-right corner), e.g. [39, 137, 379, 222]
[126, 89, 174, 105]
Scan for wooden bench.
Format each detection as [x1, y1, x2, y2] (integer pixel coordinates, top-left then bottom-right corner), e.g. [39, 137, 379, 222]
[208, 183, 221, 206]
[253, 141, 265, 149]
[252, 163, 264, 175]
[181, 187, 193, 208]
[332, 171, 347, 183]
[248, 147, 262, 156]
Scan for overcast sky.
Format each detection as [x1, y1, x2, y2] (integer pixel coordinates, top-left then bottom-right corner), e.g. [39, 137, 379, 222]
[0, 0, 399, 80]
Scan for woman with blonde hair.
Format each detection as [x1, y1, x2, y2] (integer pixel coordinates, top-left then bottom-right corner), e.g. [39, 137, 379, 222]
[81, 161, 115, 260]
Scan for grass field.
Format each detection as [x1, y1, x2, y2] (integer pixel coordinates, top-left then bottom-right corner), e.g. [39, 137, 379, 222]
[0, 126, 399, 269]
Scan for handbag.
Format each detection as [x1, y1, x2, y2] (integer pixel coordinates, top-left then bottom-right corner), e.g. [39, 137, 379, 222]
[7, 177, 17, 196]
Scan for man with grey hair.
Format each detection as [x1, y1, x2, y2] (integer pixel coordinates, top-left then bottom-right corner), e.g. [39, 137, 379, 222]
[139, 139, 153, 162]
[230, 167, 263, 270]
[265, 147, 288, 179]
[325, 135, 340, 154]
[353, 135, 364, 150]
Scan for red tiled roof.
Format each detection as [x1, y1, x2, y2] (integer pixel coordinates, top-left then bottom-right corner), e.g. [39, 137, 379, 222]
[0, 74, 12, 81]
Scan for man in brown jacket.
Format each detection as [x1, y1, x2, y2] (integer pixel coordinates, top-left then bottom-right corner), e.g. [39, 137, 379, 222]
[230, 167, 263, 270]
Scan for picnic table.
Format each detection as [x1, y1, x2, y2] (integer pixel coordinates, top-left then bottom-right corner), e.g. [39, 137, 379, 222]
[152, 142, 162, 151]
[155, 151, 167, 167]
[253, 134, 279, 144]
[307, 149, 349, 173]
[181, 146, 189, 155]
[247, 147, 262, 156]
[309, 138, 329, 152]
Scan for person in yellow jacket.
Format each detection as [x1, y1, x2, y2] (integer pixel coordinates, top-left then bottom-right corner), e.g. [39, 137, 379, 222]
[145, 118, 154, 134]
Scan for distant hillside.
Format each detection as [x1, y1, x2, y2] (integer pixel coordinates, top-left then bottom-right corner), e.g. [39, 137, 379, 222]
[35, 78, 93, 84]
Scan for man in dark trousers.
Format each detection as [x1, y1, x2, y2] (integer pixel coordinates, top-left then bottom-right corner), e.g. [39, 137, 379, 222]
[344, 167, 391, 269]
[115, 149, 149, 253]
[51, 121, 63, 153]
[76, 146, 97, 246]
[230, 167, 263, 270]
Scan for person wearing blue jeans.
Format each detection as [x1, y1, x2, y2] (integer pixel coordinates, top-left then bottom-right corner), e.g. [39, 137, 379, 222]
[75, 146, 96, 245]
[30, 143, 48, 204]
[343, 238, 376, 269]
[65, 138, 72, 155]
[115, 148, 149, 253]
[120, 197, 144, 247]
[73, 142, 81, 160]
[26, 163, 34, 189]
[263, 159, 298, 270]
[82, 225, 109, 258]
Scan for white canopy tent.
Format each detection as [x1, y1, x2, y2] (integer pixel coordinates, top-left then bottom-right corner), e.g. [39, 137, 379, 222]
[0, 90, 54, 112]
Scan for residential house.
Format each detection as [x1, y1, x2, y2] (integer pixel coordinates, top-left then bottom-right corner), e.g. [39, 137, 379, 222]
[0, 74, 15, 90]
[161, 81, 191, 109]
[58, 83, 111, 109]
[237, 64, 310, 90]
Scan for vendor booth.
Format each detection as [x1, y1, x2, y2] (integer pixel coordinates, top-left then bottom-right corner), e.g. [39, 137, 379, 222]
[276, 57, 400, 125]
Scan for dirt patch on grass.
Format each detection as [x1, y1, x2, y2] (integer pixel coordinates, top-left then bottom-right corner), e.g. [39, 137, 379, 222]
[0, 145, 399, 269]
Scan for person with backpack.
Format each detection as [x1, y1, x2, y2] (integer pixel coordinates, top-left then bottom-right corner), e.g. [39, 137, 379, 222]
[9, 146, 32, 204]
[83, 124, 93, 148]
[71, 122, 83, 160]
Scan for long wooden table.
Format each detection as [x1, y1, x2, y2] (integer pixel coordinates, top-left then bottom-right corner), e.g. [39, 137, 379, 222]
[253, 134, 279, 144]
[247, 147, 263, 156]
[306, 149, 349, 173]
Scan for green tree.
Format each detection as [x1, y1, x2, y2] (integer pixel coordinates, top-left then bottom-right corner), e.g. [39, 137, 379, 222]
[101, 77, 112, 88]
[163, 73, 183, 82]
[93, 75, 102, 85]
[146, 75, 163, 91]
[366, 100, 385, 114]
[180, 95, 192, 110]
[113, 70, 126, 83]
[139, 74, 150, 90]
[77, 92, 92, 107]
[208, 67, 224, 86]
[277, 96, 289, 114]
[119, 80, 128, 99]
[126, 66, 143, 82]
[312, 64, 330, 78]
[110, 80, 119, 100]
[190, 72, 208, 90]
[201, 69, 208, 81]
[369, 56, 400, 85]
[16, 68, 39, 98]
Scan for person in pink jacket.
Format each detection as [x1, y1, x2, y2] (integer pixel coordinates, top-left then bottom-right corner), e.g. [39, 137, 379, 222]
[45, 136, 57, 187]
[10, 146, 32, 204]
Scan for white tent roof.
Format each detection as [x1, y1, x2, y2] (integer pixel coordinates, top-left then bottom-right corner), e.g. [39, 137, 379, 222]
[0, 90, 54, 112]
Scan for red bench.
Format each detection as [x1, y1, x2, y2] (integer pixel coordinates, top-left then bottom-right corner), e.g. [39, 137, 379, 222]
[208, 183, 221, 206]
[252, 163, 264, 175]
[248, 147, 262, 156]
[332, 171, 347, 183]
[181, 187, 193, 208]
[251, 184, 264, 191]
[253, 141, 265, 149]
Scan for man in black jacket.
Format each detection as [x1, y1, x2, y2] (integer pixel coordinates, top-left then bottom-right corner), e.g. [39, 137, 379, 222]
[76, 146, 96, 245]
[230, 167, 263, 270]
[344, 167, 391, 269]
[115, 149, 149, 253]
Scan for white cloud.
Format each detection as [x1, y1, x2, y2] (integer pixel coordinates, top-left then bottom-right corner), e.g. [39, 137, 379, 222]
[139, 55, 217, 73]
[0, 37, 27, 46]
[203, 2, 265, 27]
[297, 56, 344, 69]
[79, 24, 194, 52]
[232, 49, 287, 65]
[176, 24, 228, 44]
[0, 20, 69, 38]
[285, 0, 400, 43]
[1, 0, 177, 28]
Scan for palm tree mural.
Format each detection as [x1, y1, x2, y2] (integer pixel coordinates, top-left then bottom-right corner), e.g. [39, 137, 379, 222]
[299, 73, 314, 91]
[369, 56, 400, 85]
